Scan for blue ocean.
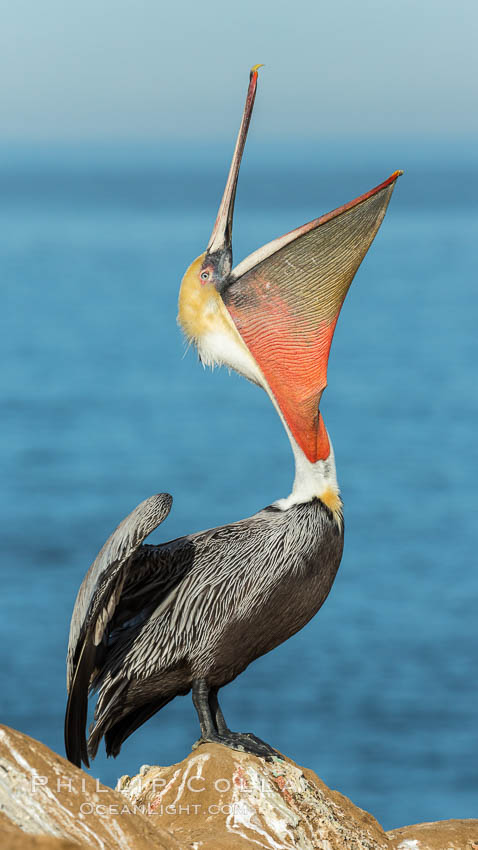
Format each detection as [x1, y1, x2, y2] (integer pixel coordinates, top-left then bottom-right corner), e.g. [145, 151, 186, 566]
[1, 140, 477, 830]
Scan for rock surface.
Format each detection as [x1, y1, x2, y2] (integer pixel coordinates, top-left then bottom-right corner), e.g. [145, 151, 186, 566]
[119, 747, 478, 850]
[1, 723, 477, 850]
[388, 819, 478, 850]
[117, 742, 389, 849]
[0, 725, 179, 849]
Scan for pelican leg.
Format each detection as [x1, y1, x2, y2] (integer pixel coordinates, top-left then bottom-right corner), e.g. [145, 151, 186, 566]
[192, 680, 278, 761]
[192, 679, 217, 738]
[208, 687, 230, 735]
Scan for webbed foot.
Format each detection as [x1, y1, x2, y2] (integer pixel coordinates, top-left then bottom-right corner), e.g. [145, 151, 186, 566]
[193, 731, 279, 761]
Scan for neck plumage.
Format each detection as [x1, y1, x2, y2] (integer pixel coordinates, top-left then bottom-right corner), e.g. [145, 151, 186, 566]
[273, 420, 343, 527]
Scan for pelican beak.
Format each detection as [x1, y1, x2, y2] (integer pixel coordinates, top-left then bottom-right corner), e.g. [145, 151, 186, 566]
[222, 171, 403, 463]
[179, 63, 402, 466]
[206, 65, 263, 279]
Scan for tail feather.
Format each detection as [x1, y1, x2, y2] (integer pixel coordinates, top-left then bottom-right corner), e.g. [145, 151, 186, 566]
[88, 693, 178, 760]
[64, 640, 96, 768]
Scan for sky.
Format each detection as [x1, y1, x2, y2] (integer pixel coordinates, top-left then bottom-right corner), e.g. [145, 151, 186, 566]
[1, 0, 477, 142]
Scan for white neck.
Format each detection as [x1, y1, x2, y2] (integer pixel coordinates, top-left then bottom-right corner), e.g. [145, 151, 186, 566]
[274, 428, 341, 513]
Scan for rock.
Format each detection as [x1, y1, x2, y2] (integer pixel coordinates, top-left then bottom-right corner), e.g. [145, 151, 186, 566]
[118, 744, 478, 850]
[388, 819, 478, 850]
[117, 742, 390, 849]
[1, 723, 477, 850]
[0, 725, 180, 849]
[0, 809, 78, 850]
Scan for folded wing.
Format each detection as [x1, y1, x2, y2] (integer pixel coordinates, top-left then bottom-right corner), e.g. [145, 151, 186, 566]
[65, 493, 173, 767]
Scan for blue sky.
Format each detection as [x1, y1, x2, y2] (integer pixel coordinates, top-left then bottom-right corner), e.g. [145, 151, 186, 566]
[1, 0, 476, 141]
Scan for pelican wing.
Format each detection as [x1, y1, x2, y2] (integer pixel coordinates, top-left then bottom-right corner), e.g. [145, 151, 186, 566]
[223, 172, 401, 462]
[65, 493, 172, 767]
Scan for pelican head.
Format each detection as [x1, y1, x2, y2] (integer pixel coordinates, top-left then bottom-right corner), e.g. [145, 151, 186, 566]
[178, 66, 401, 512]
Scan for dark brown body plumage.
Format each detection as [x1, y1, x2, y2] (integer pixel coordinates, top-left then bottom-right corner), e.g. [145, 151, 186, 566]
[65, 493, 343, 765]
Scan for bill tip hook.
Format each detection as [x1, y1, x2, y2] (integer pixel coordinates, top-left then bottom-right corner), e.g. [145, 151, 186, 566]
[250, 63, 265, 77]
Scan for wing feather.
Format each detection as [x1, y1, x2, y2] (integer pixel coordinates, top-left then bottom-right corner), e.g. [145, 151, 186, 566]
[64, 493, 172, 767]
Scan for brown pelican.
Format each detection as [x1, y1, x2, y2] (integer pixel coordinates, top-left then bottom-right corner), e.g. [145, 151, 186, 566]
[65, 66, 401, 768]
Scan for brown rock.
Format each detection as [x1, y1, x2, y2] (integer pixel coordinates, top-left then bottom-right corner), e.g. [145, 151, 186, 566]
[0, 724, 180, 849]
[117, 742, 390, 849]
[0, 808, 78, 850]
[388, 818, 478, 850]
[1, 723, 476, 850]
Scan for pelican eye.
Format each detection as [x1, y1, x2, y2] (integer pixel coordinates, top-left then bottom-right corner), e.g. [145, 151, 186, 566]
[200, 271, 210, 281]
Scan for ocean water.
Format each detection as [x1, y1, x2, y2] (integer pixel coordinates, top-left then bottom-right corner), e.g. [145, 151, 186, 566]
[1, 141, 477, 830]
